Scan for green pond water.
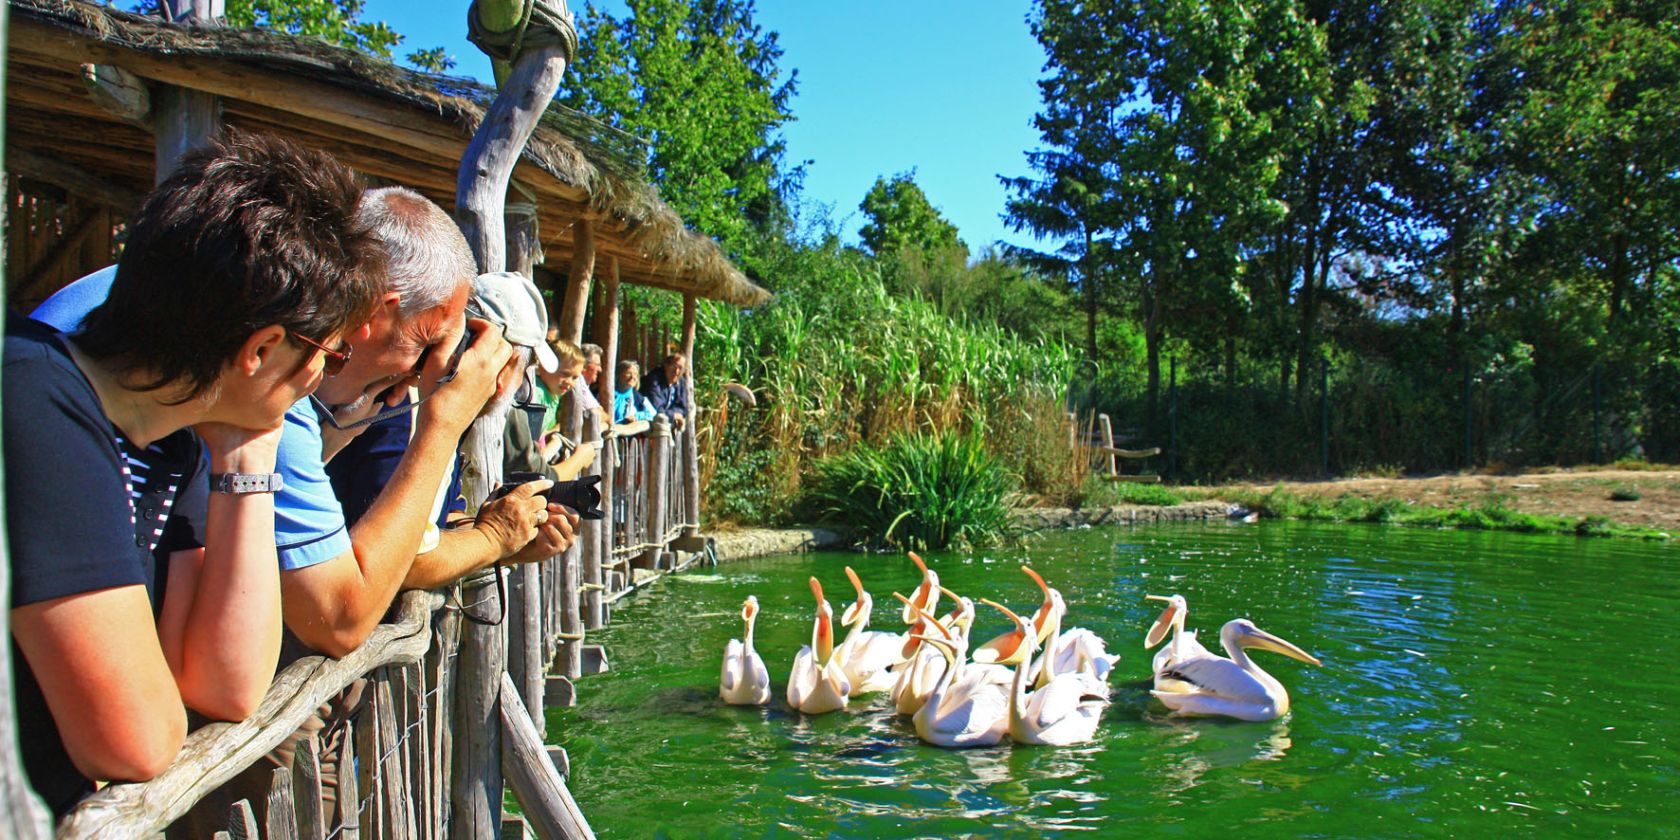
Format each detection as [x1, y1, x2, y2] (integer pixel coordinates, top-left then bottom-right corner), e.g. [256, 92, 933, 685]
[547, 523, 1679, 838]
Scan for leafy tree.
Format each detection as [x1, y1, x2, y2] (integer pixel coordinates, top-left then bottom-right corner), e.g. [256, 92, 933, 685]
[559, 0, 800, 249]
[127, 0, 455, 71]
[857, 171, 965, 258]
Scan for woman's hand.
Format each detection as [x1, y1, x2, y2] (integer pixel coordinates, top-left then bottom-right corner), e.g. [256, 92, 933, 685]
[194, 421, 283, 475]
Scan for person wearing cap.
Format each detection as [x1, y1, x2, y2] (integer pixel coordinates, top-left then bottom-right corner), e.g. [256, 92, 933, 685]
[467, 271, 600, 482]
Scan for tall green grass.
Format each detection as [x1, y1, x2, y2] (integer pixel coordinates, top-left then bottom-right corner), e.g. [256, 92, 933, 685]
[807, 432, 1013, 550]
[693, 252, 1079, 524]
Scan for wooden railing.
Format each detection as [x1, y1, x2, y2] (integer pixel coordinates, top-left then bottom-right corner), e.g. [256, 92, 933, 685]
[34, 390, 707, 840]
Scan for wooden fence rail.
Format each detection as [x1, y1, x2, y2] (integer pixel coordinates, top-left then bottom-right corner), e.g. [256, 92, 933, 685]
[38, 389, 706, 840]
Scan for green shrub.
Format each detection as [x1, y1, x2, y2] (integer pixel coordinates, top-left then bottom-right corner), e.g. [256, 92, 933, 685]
[1609, 487, 1642, 502]
[807, 431, 1012, 550]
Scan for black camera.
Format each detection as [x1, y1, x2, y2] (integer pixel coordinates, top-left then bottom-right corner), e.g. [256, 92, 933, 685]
[489, 471, 603, 521]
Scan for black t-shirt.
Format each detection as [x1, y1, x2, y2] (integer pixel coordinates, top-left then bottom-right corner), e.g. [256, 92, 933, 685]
[3, 313, 208, 816]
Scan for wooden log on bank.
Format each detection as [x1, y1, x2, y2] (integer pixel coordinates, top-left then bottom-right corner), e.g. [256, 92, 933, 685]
[499, 674, 596, 840]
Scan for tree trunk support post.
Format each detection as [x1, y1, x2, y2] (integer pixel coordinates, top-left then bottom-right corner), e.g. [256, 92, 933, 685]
[640, 417, 671, 570]
[559, 220, 595, 343]
[453, 3, 574, 835]
[155, 1, 223, 183]
[680, 294, 700, 538]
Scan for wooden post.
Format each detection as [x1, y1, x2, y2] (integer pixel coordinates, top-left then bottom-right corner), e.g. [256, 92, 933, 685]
[640, 416, 671, 568]
[581, 409, 605, 629]
[1098, 414, 1117, 478]
[265, 767, 298, 840]
[558, 220, 594, 343]
[498, 675, 596, 839]
[594, 260, 621, 616]
[291, 734, 326, 840]
[0, 17, 49, 832]
[680, 295, 700, 538]
[155, 1, 224, 184]
[453, 4, 572, 276]
[504, 202, 546, 736]
[451, 569, 506, 840]
[558, 393, 584, 679]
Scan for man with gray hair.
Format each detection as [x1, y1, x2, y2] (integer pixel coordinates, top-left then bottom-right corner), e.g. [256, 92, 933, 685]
[275, 186, 575, 658]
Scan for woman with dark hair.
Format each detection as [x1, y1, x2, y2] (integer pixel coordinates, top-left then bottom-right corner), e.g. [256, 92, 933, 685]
[3, 132, 385, 815]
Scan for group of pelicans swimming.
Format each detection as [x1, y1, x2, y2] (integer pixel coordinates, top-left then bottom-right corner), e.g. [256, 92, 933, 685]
[718, 553, 1322, 749]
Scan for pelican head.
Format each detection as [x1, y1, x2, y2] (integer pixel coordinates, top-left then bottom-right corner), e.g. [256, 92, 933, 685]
[1021, 567, 1058, 645]
[1224, 618, 1321, 666]
[1144, 594, 1188, 648]
[937, 586, 975, 639]
[809, 577, 836, 664]
[742, 594, 760, 624]
[841, 566, 873, 628]
[977, 598, 1037, 666]
[901, 551, 941, 624]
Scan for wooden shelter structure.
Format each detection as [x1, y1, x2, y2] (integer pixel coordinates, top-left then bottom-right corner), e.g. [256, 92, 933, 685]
[1, 1, 763, 836]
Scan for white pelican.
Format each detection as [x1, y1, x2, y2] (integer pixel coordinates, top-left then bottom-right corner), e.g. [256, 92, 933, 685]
[935, 586, 1012, 692]
[787, 577, 851, 714]
[1143, 593, 1210, 693]
[973, 567, 1055, 667]
[720, 595, 772, 705]
[1151, 618, 1322, 722]
[889, 553, 944, 713]
[981, 599, 1107, 746]
[835, 567, 904, 694]
[1019, 568, 1117, 686]
[905, 630, 1009, 748]
[890, 592, 953, 715]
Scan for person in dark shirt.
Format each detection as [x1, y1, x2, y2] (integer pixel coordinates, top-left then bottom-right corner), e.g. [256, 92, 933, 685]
[641, 352, 691, 429]
[3, 132, 384, 816]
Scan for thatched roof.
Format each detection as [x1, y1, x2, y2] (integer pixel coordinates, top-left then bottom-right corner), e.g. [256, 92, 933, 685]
[4, 0, 771, 306]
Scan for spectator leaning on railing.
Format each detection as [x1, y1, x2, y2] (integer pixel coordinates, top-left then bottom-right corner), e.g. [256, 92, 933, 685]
[614, 360, 658, 424]
[641, 352, 691, 429]
[4, 132, 385, 816]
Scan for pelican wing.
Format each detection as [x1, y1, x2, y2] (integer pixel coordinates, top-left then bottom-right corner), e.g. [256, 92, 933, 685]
[1054, 628, 1118, 681]
[721, 638, 743, 693]
[1159, 653, 1270, 702]
[1027, 674, 1108, 731]
[787, 645, 817, 709]
[927, 683, 1009, 744]
[747, 651, 771, 704]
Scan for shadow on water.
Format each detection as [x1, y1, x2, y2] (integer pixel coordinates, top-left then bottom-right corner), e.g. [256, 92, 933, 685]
[552, 522, 1680, 837]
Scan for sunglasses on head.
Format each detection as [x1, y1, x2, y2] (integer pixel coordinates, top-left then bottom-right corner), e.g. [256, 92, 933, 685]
[289, 330, 352, 376]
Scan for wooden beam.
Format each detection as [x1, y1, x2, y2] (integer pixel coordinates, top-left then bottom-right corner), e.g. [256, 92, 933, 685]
[559, 220, 594, 343]
[13, 206, 103, 303]
[153, 84, 221, 184]
[80, 63, 152, 127]
[3, 147, 144, 214]
[499, 674, 596, 840]
[1093, 445, 1162, 459]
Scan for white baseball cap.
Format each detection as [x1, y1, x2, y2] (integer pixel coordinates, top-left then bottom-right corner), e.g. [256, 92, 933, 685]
[469, 270, 561, 373]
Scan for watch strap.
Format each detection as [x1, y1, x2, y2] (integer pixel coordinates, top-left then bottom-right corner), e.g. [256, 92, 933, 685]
[211, 472, 284, 494]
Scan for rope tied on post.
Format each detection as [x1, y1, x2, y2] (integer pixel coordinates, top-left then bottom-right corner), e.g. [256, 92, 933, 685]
[467, 0, 579, 67]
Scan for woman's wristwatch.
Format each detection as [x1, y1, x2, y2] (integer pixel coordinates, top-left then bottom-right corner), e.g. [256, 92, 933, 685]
[211, 472, 285, 494]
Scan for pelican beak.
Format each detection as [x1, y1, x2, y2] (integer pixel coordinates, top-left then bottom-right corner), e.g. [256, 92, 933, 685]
[903, 552, 937, 623]
[975, 598, 1033, 666]
[742, 596, 759, 626]
[841, 566, 867, 626]
[1144, 596, 1179, 648]
[810, 577, 834, 663]
[1023, 567, 1056, 643]
[1242, 625, 1322, 666]
[894, 591, 954, 658]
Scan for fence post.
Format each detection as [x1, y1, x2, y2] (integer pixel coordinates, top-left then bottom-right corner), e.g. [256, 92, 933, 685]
[680, 295, 700, 538]
[641, 416, 671, 569]
[580, 410, 605, 634]
[1098, 413, 1117, 478]
[558, 394, 585, 679]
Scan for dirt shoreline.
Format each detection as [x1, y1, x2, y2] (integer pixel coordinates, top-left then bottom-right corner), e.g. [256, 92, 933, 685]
[1220, 468, 1680, 532]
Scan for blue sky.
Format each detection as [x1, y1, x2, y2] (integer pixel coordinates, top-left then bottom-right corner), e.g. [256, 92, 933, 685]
[360, 1, 1049, 254]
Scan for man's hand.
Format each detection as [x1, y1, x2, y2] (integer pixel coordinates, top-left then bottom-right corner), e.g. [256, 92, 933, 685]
[194, 421, 283, 474]
[471, 478, 551, 559]
[506, 504, 580, 565]
[418, 318, 512, 435]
